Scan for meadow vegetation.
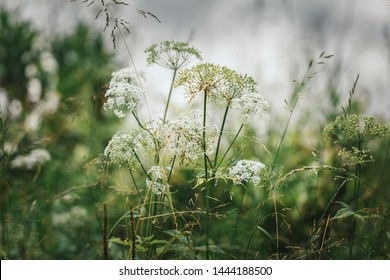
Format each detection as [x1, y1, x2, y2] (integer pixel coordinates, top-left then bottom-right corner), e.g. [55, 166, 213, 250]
[1, 2, 390, 259]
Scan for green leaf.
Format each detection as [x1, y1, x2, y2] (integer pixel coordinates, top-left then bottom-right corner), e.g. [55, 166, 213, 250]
[194, 245, 227, 255]
[257, 226, 275, 245]
[331, 207, 355, 220]
[109, 237, 132, 246]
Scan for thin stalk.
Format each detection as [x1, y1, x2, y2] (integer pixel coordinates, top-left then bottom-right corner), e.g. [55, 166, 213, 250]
[132, 112, 160, 165]
[103, 203, 109, 260]
[129, 208, 136, 260]
[117, 26, 152, 120]
[271, 101, 297, 171]
[271, 189, 279, 260]
[128, 168, 143, 201]
[202, 90, 211, 259]
[269, 188, 280, 260]
[144, 187, 154, 238]
[162, 68, 178, 123]
[230, 185, 246, 246]
[349, 140, 363, 259]
[216, 124, 244, 170]
[165, 182, 178, 230]
[271, 53, 328, 171]
[213, 103, 231, 169]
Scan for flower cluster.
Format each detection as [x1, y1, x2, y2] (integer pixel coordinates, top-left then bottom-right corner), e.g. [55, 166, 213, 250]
[229, 160, 265, 185]
[10, 148, 51, 169]
[174, 63, 258, 104]
[104, 128, 156, 169]
[145, 41, 202, 69]
[146, 165, 170, 195]
[109, 67, 135, 86]
[231, 93, 270, 124]
[160, 109, 219, 164]
[323, 114, 389, 143]
[338, 147, 374, 166]
[103, 67, 144, 118]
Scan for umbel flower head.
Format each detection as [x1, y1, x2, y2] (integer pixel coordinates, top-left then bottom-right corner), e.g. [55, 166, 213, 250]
[104, 128, 156, 169]
[145, 41, 202, 70]
[174, 63, 258, 104]
[229, 159, 265, 185]
[323, 113, 389, 143]
[103, 67, 144, 118]
[160, 109, 219, 164]
[231, 93, 270, 124]
[146, 165, 170, 195]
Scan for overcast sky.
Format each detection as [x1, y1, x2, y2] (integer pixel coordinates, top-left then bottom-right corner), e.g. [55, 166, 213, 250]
[2, 0, 390, 122]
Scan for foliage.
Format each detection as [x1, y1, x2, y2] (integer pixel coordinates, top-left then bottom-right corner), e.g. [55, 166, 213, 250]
[1, 5, 390, 260]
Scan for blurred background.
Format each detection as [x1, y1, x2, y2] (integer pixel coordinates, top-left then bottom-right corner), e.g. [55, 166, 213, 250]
[2, 0, 390, 120]
[1, 0, 389, 259]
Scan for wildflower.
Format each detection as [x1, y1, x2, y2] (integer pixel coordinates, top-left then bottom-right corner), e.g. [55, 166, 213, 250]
[338, 147, 374, 166]
[174, 63, 257, 104]
[145, 41, 201, 69]
[104, 128, 156, 169]
[160, 109, 219, 164]
[229, 160, 265, 185]
[146, 166, 170, 195]
[103, 68, 144, 118]
[323, 114, 389, 143]
[109, 67, 135, 86]
[231, 93, 270, 124]
[10, 148, 51, 169]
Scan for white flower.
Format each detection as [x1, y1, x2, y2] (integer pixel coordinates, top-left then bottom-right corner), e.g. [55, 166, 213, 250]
[104, 82, 143, 118]
[104, 129, 156, 169]
[160, 110, 219, 163]
[10, 148, 51, 169]
[109, 67, 135, 86]
[146, 166, 170, 195]
[231, 93, 270, 124]
[229, 159, 265, 185]
[103, 68, 144, 118]
[3, 142, 17, 155]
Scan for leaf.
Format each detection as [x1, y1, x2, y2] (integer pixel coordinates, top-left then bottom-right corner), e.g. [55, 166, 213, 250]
[334, 201, 352, 209]
[331, 207, 355, 220]
[150, 239, 168, 245]
[109, 237, 131, 246]
[194, 245, 227, 255]
[353, 213, 365, 222]
[257, 226, 275, 245]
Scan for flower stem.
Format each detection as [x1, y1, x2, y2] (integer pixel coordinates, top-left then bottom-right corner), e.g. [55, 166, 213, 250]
[216, 124, 244, 170]
[213, 103, 230, 169]
[202, 90, 211, 259]
[230, 185, 246, 246]
[349, 140, 363, 259]
[162, 68, 178, 123]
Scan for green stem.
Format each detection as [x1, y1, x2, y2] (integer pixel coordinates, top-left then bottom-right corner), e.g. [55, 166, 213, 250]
[202, 90, 211, 259]
[271, 188, 279, 260]
[349, 140, 363, 259]
[128, 168, 144, 202]
[163, 68, 178, 123]
[216, 124, 244, 170]
[230, 185, 246, 246]
[213, 103, 231, 169]
[132, 112, 160, 165]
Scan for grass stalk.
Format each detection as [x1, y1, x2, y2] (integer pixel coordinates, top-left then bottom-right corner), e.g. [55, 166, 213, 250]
[103, 203, 109, 260]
